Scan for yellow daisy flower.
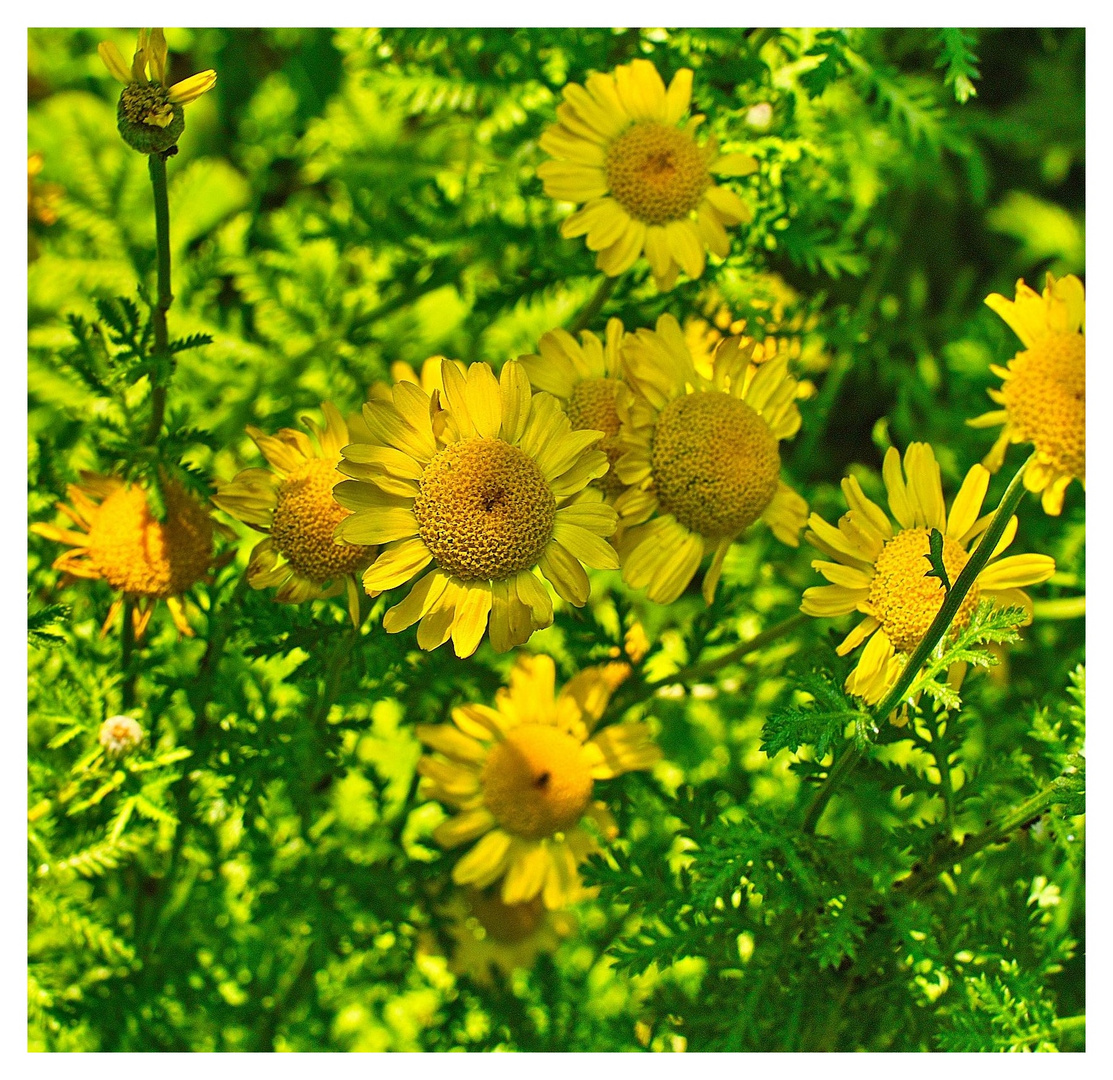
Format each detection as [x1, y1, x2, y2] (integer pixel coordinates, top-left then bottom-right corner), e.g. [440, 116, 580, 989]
[333, 359, 619, 657]
[970, 272, 1085, 515]
[538, 58, 757, 290]
[417, 654, 660, 907]
[801, 443, 1057, 706]
[518, 317, 631, 496]
[31, 473, 217, 639]
[212, 403, 374, 625]
[613, 314, 808, 604]
[98, 28, 216, 153]
[442, 888, 576, 986]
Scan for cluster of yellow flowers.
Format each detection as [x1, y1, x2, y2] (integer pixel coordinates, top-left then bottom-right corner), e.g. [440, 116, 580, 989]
[31, 41, 1084, 978]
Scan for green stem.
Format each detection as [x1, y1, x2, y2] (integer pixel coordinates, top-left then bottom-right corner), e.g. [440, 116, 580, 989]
[802, 451, 1036, 833]
[143, 152, 173, 447]
[664, 612, 808, 686]
[900, 780, 1066, 900]
[801, 744, 863, 833]
[567, 274, 617, 334]
[120, 598, 137, 709]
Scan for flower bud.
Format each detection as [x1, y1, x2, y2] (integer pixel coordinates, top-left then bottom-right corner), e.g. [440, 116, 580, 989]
[98, 715, 145, 757]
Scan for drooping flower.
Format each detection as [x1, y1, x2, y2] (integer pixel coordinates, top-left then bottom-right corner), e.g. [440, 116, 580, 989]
[441, 888, 576, 985]
[538, 58, 757, 290]
[970, 273, 1085, 515]
[98, 715, 145, 757]
[31, 473, 217, 638]
[333, 359, 619, 657]
[98, 28, 216, 154]
[518, 318, 631, 497]
[801, 443, 1056, 706]
[416, 654, 659, 907]
[212, 402, 374, 626]
[613, 314, 808, 604]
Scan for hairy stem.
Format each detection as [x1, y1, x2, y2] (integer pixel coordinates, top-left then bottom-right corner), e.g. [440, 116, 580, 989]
[143, 152, 173, 446]
[567, 274, 617, 334]
[665, 612, 808, 686]
[802, 451, 1036, 833]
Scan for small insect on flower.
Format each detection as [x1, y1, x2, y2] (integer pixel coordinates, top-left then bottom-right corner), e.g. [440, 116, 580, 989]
[538, 58, 757, 290]
[98, 28, 216, 154]
[441, 888, 576, 986]
[334, 358, 619, 657]
[971, 272, 1085, 515]
[518, 318, 632, 498]
[801, 443, 1056, 706]
[213, 403, 374, 628]
[98, 715, 144, 758]
[417, 654, 660, 908]
[613, 314, 808, 604]
[31, 473, 219, 639]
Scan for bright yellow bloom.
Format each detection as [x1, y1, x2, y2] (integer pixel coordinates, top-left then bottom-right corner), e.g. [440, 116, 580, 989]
[538, 59, 757, 290]
[971, 273, 1085, 515]
[98, 28, 216, 126]
[613, 314, 808, 604]
[441, 888, 576, 986]
[367, 356, 466, 405]
[212, 403, 373, 625]
[518, 318, 631, 497]
[31, 473, 217, 638]
[417, 654, 660, 908]
[334, 359, 619, 657]
[801, 443, 1056, 706]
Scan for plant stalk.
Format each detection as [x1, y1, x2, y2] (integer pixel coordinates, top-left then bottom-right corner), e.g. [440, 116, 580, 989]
[143, 152, 173, 446]
[568, 274, 617, 334]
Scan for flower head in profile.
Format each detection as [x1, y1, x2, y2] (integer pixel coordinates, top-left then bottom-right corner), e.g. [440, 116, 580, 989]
[333, 359, 619, 657]
[613, 314, 808, 604]
[98, 28, 216, 154]
[417, 654, 659, 907]
[518, 318, 631, 496]
[441, 888, 576, 986]
[98, 715, 145, 758]
[970, 273, 1085, 515]
[539, 59, 756, 290]
[213, 403, 374, 627]
[31, 473, 218, 638]
[801, 443, 1056, 706]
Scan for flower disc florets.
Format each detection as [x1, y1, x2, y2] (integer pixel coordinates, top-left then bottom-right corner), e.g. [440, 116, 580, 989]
[481, 725, 595, 841]
[414, 438, 557, 581]
[270, 458, 370, 584]
[651, 391, 781, 538]
[866, 528, 978, 653]
[1000, 333, 1085, 481]
[605, 122, 711, 225]
[87, 481, 214, 599]
[566, 377, 625, 494]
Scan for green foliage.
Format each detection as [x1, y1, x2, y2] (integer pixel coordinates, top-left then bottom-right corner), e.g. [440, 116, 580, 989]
[27, 27, 1084, 1052]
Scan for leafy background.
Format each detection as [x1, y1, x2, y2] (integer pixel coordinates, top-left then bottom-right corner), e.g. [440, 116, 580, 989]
[28, 27, 1084, 1051]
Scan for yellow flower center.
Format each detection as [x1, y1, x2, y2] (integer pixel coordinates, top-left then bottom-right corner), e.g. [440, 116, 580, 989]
[866, 528, 979, 654]
[414, 438, 556, 581]
[270, 458, 370, 584]
[605, 122, 710, 225]
[566, 377, 624, 494]
[120, 83, 175, 128]
[481, 725, 594, 840]
[650, 391, 780, 538]
[1001, 331, 1085, 480]
[86, 482, 213, 599]
[469, 890, 546, 944]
